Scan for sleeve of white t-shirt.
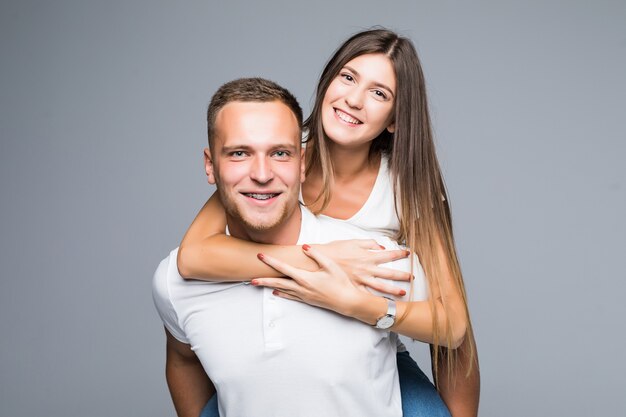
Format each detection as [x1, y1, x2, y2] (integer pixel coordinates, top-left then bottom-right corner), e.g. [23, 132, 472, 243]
[152, 251, 189, 343]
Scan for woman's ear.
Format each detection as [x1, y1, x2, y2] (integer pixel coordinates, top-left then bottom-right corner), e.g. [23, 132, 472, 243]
[386, 122, 395, 133]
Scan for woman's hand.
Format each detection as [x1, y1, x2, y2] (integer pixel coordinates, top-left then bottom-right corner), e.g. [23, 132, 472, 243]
[313, 239, 411, 297]
[251, 245, 372, 317]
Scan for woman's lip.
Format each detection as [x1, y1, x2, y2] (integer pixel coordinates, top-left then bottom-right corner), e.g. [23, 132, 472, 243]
[334, 108, 362, 125]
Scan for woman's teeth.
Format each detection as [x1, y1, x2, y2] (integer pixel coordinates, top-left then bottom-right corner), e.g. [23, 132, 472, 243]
[335, 109, 361, 124]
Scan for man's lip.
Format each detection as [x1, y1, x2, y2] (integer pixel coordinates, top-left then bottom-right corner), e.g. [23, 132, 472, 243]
[334, 108, 363, 124]
[240, 191, 282, 200]
[240, 191, 282, 195]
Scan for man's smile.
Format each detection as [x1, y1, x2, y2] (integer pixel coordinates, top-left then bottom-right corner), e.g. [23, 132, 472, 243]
[242, 192, 280, 200]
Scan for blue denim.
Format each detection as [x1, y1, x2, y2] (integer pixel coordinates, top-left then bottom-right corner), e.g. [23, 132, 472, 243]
[199, 351, 451, 417]
[397, 351, 452, 417]
[199, 394, 218, 417]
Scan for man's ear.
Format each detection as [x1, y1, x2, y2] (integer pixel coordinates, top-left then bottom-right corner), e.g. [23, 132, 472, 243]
[300, 147, 306, 184]
[204, 147, 217, 185]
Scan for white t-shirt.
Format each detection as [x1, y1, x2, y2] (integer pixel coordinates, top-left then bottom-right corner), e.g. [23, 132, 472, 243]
[153, 207, 426, 417]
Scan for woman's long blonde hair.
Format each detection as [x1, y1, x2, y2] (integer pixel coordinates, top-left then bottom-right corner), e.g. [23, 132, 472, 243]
[304, 28, 475, 380]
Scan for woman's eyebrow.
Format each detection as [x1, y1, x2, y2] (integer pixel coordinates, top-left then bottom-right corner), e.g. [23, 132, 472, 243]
[343, 65, 395, 97]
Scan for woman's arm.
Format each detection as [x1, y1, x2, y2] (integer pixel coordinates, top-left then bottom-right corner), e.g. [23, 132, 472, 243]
[177, 194, 316, 280]
[178, 195, 411, 296]
[434, 335, 480, 417]
[252, 244, 467, 348]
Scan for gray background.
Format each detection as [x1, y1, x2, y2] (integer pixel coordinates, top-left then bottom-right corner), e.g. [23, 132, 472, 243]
[1, 1, 624, 416]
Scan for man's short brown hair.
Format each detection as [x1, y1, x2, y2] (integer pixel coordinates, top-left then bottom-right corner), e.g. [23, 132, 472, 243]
[207, 78, 303, 149]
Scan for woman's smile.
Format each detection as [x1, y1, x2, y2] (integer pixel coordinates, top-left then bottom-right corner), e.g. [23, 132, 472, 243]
[322, 53, 396, 149]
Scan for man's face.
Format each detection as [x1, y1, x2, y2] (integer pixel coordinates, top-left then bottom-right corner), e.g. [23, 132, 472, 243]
[205, 100, 304, 235]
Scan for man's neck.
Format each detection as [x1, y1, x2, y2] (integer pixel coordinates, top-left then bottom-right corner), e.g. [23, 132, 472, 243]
[226, 206, 302, 246]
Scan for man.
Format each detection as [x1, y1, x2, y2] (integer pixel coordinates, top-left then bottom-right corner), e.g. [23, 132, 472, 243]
[152, 78, 424, 417]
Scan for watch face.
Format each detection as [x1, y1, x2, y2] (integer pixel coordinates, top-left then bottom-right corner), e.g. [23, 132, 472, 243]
[377, 315, 395, 329]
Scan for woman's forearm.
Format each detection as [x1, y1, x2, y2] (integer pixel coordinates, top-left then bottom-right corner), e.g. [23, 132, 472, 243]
[345, 242, 468, 348]
[345, 293, 468, 348]
[178, 234, 318, 280]
[177, 194, 318, 281]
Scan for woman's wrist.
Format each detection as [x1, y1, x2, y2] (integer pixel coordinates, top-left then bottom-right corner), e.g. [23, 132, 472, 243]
[343, 292, 388, 326]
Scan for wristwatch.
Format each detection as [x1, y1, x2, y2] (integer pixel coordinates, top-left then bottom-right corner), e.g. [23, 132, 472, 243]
[375, 298, 396, 329]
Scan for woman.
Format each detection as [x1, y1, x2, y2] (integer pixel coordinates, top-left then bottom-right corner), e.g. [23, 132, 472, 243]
[180, 29, 479, 417]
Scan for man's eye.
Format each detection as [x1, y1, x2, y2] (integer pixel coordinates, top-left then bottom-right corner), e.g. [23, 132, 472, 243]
[273, 151, 289, 158]
[231, 151, 246, 157]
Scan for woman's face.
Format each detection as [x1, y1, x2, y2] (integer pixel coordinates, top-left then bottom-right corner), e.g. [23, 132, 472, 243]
[321, 53, 396, 150]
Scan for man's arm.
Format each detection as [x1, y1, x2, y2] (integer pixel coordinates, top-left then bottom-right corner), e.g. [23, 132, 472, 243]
[433, 333, 480, 417]
[165, 328, 215, 417]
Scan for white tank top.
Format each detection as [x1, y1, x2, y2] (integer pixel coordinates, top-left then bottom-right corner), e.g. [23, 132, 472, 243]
[301, 157, 408, 351]
[311, 157, 401, 238]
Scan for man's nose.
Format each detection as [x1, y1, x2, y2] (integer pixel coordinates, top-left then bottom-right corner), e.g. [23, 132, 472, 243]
[249, 156, 273, 183]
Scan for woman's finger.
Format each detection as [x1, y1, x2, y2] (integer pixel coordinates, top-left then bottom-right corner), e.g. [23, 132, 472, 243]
[362, 277, 407, 297]
[369, 266, 412, 282]
[301, 244, 344, 274]
[272, 290, 302, 302]
[370, 249, 411, 265]
[355, 239, 385, 250]
[251, 277, 299, 293]
[257, 253, 307, 280]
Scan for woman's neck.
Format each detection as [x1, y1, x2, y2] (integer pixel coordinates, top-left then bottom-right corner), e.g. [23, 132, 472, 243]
[327, 142, 379, 181]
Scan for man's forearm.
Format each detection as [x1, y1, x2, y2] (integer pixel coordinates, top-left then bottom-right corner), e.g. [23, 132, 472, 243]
[434, 333, 480, 417]
[165, 329, 215, 417]
[166, 355, 214, 417]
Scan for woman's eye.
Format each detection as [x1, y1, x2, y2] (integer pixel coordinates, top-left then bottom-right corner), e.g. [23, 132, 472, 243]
[373, 90, 388, 100]
[340, 73, 355, 82]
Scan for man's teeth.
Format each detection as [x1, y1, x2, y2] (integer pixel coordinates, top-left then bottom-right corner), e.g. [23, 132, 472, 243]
[245, 193, 277, 200]
[336, 109, 361, 124]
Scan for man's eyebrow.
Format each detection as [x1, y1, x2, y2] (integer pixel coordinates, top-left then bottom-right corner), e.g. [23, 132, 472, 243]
[220, 143, 299, 153]
[221, 145, 253, 154]
[343, 65, 395, 97]
[269, 143, 298, 152]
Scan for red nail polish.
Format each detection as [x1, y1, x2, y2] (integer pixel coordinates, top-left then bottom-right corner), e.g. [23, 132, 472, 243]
[379, 245, 386, 250]
[400, 290, 407, 296]
[251, 279, 258, 286]
[272, 290, 279, 296]
[257, 253, 264, 261]
[302, 244, 311, 251]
